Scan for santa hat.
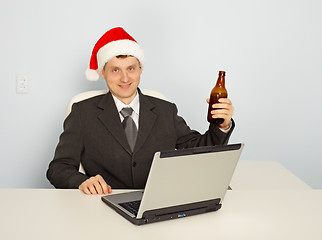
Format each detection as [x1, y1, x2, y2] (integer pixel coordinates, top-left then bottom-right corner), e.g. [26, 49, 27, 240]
[85, 27, 144, 81]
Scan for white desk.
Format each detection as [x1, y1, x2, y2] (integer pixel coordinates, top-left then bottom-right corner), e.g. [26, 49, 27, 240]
[231, 160, 311, 189]
[1, 188, 322, 240]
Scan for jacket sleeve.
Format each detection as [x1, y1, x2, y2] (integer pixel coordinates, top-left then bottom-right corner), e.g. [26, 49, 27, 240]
[172, 103, 235, 149]
[46, 103, 89, 189]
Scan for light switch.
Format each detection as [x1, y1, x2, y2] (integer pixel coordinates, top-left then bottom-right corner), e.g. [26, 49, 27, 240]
[16, 74, 29, 94]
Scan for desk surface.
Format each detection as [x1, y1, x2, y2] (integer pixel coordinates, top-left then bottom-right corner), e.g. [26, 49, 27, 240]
[231, 160, 311, 189]
[1, 188, 322, 240]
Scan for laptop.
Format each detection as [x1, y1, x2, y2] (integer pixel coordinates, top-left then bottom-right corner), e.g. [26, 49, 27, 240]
[101, 143, 244, 225]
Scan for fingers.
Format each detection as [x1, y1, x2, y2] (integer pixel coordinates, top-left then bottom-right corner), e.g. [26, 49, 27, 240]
[206, 98, 234, 120]
[210, 98, 234, 130]
[206, 98, 232, 106]
[210, 99, 234, 116]
[79, 174, 112, 195]
[211, 104, 234, 115]
[218, 98, 232, 104]
[95, 174, 112, 194]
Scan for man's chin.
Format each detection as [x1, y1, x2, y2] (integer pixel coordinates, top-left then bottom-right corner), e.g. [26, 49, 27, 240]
[113, 89, 138, 104]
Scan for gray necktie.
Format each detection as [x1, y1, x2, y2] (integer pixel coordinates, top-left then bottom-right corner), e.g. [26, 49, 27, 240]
[120, 107, 138, 152]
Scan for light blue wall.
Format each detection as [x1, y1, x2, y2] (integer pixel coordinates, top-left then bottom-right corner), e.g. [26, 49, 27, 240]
[1, 0, 321, 188]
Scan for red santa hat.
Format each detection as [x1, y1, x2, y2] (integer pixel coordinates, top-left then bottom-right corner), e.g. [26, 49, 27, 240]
[85, 27, 144, 81]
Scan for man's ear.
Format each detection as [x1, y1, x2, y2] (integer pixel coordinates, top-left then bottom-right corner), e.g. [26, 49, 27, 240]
[100, 69, 105, 80]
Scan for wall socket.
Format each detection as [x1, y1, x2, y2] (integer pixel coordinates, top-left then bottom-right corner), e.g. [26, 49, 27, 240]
[16, 74, 29, 94]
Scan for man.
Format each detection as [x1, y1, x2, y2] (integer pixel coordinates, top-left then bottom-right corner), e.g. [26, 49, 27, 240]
[47, 27, 235, 195]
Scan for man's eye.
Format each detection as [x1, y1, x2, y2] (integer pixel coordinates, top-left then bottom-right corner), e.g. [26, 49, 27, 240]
[112, 69, 118, 73]
[129, 67, 134, 71]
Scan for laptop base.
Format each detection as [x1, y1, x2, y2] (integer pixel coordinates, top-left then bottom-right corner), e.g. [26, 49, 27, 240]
[102, 196, 221, 225]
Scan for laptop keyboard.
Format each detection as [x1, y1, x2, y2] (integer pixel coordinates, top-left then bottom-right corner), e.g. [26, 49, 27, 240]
[119, 200, 141, 216]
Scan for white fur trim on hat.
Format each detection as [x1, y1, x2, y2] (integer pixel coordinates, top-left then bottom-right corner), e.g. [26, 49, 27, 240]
[85, 68, 100, 82]
[97, 39, 144, 74]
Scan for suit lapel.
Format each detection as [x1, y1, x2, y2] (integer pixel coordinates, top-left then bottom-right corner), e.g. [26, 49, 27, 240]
[134, 92, 157, 154]
[96, 90, 158, 155]
[97, 92, 132, 154]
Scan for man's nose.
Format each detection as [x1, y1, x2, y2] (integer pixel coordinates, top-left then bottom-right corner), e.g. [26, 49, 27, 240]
[120, 71, 129, 82]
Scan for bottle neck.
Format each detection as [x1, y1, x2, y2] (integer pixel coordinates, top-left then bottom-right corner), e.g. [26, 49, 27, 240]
[216, 75, 225, 88]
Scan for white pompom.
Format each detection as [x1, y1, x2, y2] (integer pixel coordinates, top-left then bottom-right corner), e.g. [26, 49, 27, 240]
[85, 68, 100, 81]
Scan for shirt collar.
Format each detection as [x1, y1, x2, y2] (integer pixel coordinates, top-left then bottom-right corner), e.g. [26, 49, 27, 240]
[111, 91, 140, 115]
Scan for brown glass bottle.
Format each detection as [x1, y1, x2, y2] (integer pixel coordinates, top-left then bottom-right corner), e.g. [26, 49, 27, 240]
[207, 71, 228, 124]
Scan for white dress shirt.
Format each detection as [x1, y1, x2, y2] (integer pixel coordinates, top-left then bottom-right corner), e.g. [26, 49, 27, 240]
[112, 92, 140, 130]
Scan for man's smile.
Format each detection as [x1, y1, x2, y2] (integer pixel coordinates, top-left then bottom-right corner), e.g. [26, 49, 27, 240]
[119, 83, 132, 89]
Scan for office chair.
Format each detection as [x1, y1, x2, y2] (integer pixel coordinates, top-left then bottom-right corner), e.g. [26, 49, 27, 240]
[65, 89, 168, 174]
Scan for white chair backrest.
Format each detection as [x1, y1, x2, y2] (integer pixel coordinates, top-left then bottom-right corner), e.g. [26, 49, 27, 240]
[66, 89, 167, 117]
[65, 89, 167, 174]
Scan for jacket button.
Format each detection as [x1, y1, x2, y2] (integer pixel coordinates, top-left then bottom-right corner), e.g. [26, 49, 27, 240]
[132, 162, 137, 167]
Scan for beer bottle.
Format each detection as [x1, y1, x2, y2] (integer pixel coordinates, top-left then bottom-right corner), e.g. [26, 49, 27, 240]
[207, 71, 228, 124]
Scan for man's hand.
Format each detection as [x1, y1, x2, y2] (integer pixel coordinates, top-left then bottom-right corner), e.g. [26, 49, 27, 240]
[207, 98, 234, 130]
[79, 174, 112, 195]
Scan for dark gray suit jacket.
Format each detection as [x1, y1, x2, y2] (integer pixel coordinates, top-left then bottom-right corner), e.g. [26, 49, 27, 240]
[47, 90, 234, 189]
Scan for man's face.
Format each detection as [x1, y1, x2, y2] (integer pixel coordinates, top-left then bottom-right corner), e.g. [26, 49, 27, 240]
[101, 56, 142, 105]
